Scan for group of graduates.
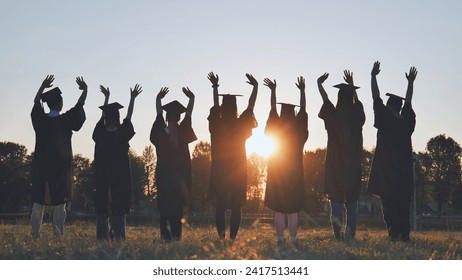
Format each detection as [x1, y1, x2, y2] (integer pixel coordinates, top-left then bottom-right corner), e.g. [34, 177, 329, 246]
[30, 61, 417, 243]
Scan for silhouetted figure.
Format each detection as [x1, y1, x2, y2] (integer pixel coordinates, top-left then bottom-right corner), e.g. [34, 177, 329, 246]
[317, 71, 365, 240]
[367, 61, 417, 242]
[207, 72, 258, 240]
[264, 77, 308, 243]
[93, 84, 142, 241]
[150, 87, 197, 241]
[30, 75, 87, 238]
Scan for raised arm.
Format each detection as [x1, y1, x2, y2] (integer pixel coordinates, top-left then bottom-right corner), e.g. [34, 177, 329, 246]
[263, 78, 277, 110]
[343, 70, 359, 101]
[296, 76, 306, 110]
[35, 75, 54, 103]
[371, 61, 381, 100]
[405, 66, 418, 104]
[156, 87, 169, 115]
[99, 85, 110, 106]
[245, 73, 258, 111]
[207, 72, 219, 107]
[317, 73, 329, 102]
[126, 84, 142, 120]
[182, 87, 195, 116]
[76, 76, 88, 105]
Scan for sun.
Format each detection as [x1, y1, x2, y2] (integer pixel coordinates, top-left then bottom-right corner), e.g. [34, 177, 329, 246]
[246, 126, 277, 158]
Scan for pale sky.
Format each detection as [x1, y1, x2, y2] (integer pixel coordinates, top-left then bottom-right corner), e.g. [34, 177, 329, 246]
[1, 0, 461, 159]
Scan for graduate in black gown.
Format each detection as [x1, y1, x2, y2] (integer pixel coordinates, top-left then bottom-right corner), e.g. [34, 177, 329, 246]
[317, 71, 365, 240]
[30, 75, 87, 238]
[263, 77, 308, 243]
[367, 61, 417, 242]
[93, 84, 142, 240]
[207, 72, 258, 240]
[150, 87, 197, 241]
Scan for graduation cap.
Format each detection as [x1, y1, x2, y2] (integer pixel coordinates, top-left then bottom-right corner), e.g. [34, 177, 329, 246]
[41, 87, 63, 104]
[99, 102, 124, 112]
[161, 100, 186, 114]
[99, 102, 123, 121]
[385, 93, 405, 101]
[333, 83, 360, 92]
[277, 102, 299, 117]
[277, 102, 299, 109]
[219, 94, 243, 106]
[385, 93, 405, 110]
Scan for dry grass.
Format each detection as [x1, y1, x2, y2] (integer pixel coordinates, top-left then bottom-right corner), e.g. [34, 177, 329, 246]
[1, 220, 460, 260]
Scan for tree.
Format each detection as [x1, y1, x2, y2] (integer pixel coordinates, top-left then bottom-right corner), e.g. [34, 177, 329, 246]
[303, 148, 327, 214]
[424, 134, 462, 216]
[0, 142, 31, 212]
[245, 152, 267, 213]
[140, 145, 156, 205]
[129, 149, 146, 214]
[191, 141, 212, 213]
[71, 154, 94, 212]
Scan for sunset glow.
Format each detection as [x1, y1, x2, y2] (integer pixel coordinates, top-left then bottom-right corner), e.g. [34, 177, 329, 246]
[246, 127, 277, 158]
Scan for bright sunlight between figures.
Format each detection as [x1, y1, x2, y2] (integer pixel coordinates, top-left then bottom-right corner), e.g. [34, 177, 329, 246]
[245, 126, 277, 158]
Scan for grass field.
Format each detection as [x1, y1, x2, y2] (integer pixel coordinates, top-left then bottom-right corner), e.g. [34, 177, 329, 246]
[1, 219, 460, 260]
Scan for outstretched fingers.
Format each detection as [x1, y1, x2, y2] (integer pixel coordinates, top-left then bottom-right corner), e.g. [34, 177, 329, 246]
[317, 72, 329, 84]
[296, 76, 305, 90]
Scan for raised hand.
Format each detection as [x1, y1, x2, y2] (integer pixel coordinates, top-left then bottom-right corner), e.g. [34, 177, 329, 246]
[99, 85, 110, 98]
[246, 73, 258, 87]
[405, 66, 418, 82]
[41, 75, 54, 89]
[296, 76, 305, 90]
[157, 87, 169, 99]
[130, 84, 143, 98]
[207, 72, 219, 87]
[76, 76, 87, 90]
[263, 78, 277, 91]
[343, 70, 354, 85]
[371, 61, 381, 76]
[317, 73, 329, 84]
[182, 87, 194, 98]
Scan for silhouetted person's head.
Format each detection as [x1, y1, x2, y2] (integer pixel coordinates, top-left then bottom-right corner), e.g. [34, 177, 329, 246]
[162, 100, 186, 125]
[333, 83, 359, 111]
[41, 87, 63, 112]
[99, 102, 123, 129]
[220, 94, 240, 120]
[385, 93, 404, 113]
[279, 103, 296, 120]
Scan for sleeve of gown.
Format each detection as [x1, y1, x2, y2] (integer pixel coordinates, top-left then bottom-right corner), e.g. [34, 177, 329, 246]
[92, 117, 105, 143]
[207, 105, 221, 134]
[297, 108, 309, 143]
[353, 100, 366, 127]
[31, 101, 46, 131]
[318, 99, 335, 130]
[373, 97, 387, 129]
[120, 118, 136, 142]
[64, 102, 86, 131]
[401, 103, 416, 134]
[239, 108, 258, 139]
[264, 108, 279, 137]
[180, 115, 198, 144]
[150, 114, 166, 146]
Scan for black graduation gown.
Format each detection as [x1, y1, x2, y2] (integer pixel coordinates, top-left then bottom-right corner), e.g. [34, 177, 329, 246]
[264, 108, 308, 213]
[31, 101, 86, 205]
[150, 114, 197, 216]
[319, 99, 365, 203]
[366, 98, 416, 200]
[93, 118, 135, 216]
[208, 106, 257, 207]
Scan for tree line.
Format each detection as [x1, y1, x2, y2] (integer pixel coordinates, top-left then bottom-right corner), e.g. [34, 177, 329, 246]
[1, 134, 461, 217]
